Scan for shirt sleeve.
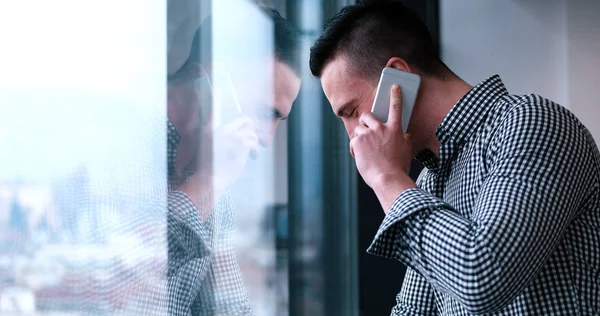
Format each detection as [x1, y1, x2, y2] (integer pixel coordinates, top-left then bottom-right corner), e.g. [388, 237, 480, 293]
[167, 190, 213, 316]
[368, 102, 598, 314]
[391, 268, 438, 315]
[167, 190, 254, 316]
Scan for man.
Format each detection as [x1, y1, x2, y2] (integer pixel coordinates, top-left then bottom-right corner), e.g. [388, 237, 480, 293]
[167, 7, 301, 315]
[310, 1, 599, 315]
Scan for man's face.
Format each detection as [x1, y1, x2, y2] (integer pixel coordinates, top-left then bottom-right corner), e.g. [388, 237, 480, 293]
[168, 59, 301, 148]
[232, 59, 301, 147]
[321, 56, 377, 139]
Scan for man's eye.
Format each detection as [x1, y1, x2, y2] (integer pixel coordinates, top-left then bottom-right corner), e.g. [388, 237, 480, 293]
[348, 108, 357, 117]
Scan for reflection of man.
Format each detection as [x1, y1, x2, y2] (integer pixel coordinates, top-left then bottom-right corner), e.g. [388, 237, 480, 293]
[310, 1, 599, 315]
[166, 8, 301, 316]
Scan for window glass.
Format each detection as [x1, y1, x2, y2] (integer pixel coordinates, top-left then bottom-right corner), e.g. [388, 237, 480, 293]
[0, 0, 168, 314]
[0, 0, 354, 315]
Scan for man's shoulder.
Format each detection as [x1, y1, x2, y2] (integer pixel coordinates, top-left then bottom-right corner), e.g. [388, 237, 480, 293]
[491, 93, 584, 135]
[472, 92, 599, 167]
[485, 93, 600, 165]
[498, 93, 568, 118]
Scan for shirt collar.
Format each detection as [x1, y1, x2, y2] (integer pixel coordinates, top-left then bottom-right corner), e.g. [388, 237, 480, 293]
[167, 119, 181, 148]
[415, 149, 438, 170]
[167, 120, 181, 189]
[436, 75, 508, 146]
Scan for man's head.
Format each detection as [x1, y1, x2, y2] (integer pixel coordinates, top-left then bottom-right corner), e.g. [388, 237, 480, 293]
[235, 7, 302, 147]
[309, 0, 454, 140]
[168, 7, 301, 148]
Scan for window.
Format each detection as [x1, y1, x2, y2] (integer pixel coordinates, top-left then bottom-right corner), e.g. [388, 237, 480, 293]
[0, 0, 359, 315]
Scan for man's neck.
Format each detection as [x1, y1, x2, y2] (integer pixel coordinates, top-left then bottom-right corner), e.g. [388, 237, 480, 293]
[412, 76, 473, 157]
[175, 137, 198, 177]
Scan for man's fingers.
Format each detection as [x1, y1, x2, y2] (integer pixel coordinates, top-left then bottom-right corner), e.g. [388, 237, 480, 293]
[222, 116, 253, 132]
[245, 134, 260, 160]
[350, 124, 370, 158]
[238, 128, 259, 160]
[352, 124, 369, 138]
[388, 84, 403, 126]
[217, 119, 260, 160]
[359, 112, 381, 128]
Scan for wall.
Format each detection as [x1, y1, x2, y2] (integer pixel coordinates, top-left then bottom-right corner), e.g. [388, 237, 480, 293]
[567, 0, 600, 143]
[440, 0, 600, 143]
[440, 0, 569, 105]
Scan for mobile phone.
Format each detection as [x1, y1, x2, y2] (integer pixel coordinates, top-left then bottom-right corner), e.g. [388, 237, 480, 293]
[195, 64, 243, 128]
[210, 67, 243, 127]
[371, 67, 421, 133]
[195, 66, 214, 126]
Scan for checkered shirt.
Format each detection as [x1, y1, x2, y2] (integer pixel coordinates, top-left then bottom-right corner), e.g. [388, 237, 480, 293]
[367, 75, 600, 315]
[166, 121, 253, 316]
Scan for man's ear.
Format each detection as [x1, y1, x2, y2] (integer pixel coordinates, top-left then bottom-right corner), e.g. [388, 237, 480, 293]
[385, 57, 412, 73]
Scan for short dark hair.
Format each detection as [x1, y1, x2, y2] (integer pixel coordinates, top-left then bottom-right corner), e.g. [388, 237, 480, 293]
[310, 0, 450, 80]
[170, 7, 301, 81]
[263, 7, 302, 75]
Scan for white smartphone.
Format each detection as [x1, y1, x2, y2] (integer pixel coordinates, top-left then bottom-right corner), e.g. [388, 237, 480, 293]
[195, 66, 215, 126]
[210, 68, 243, 127]
[371, 67, 421, 133]
[195, 64, 243, 128]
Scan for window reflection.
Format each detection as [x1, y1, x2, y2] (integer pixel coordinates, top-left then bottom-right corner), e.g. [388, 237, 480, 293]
[166, 0, 302, 315]
[0, 0, 338, 315]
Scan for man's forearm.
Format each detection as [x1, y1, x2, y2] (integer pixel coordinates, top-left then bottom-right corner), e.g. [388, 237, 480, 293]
[167, 197, 213, 315]
[168, 188, 253, 314]
[372, 173, 417, 212]
[177, 173, 227, 220]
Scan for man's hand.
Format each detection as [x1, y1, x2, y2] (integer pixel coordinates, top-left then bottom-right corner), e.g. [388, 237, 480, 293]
[209, 116, 259, 195]
[168, 62, 259, 214]
[179, 116, 259, 217]
[349, 84, 416, 211]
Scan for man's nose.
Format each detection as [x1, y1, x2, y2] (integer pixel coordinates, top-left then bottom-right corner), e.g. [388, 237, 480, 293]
[344, 120, 358, 139]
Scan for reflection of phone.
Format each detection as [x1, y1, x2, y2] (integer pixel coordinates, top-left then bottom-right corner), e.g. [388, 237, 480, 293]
[210, 65, 243, 127]
[195, 65, 242, 127]
[196, 67, 214, 126]
[371, 67, 421, 133]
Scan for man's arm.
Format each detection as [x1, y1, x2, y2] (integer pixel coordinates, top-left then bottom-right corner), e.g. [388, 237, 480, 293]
[167, 187, 253, 315]
[167, 190, 214, 316]
[391, 268, 438, 316]
[368, 102, 598, 314]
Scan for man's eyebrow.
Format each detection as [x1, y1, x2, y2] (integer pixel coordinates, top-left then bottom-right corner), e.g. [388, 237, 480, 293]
[335, 100, 356, 117]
